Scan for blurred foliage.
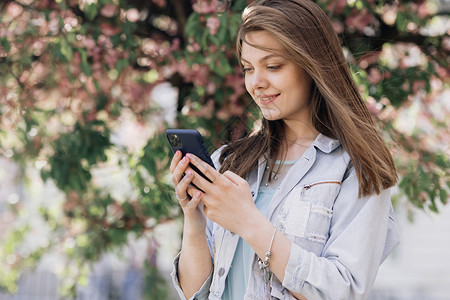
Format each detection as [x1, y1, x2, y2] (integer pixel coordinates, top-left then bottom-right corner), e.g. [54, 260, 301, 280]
[0, 0, 449, 297]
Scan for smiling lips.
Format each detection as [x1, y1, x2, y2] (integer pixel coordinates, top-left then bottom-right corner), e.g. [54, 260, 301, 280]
[258, 93, 280, 104]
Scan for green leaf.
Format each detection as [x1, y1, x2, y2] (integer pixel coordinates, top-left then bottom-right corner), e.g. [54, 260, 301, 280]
[396, 12, 409, 32]
[115, 58, 129, 73]
[0, 38, 11, 53]
[440, 189, 448, 205]
[429, 198, 438, 213]
[78, 49, 92, 77]
[217, 14, 228, 43]
[84, 3, 99, 21]
[60, 38, 73, 62]
[185, 13, 201, 38]
[96, 93, 108, 111]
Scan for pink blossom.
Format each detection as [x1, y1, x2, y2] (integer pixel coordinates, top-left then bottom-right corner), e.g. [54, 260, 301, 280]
[100, 4, 118, 18]
[48, 14, 60, 34]
[367, 68, 383, 85]
[331, 20, 344, 34]
[104, 49, 121, 70]
[192, 65, 210, 86]
[58, 77, 73, 97]
[435, 65, 449, 79]
[168, 38, 180, 53]
[229, 99, 244, 116]
[207, 16, 220, 35]
[327, 0, 346, 15]
[36, 0, 53, 10]
[366, 96, 382, 116]
[0, 28, 7, 39]
[127, 9, 140, 23]
[6, 2, 23, 19]
[345, 8, 374, 33]
[209, 44, 218, 53]
[200, 99, 214, 118]
[225, 70, 246, 102]
[381, 6, 397, 26]
[81, 37, 96, 50]
[216, 108, 230, 120]
[187, 42, 201, 53]
[206, 82, 216, 94]
[442, 36, 450, 52]
[418, 191, 428, 203]
[193, 0, 218, 14]
[152, 0, 166, 8]
[84, 76, 97, 95]
[415, 1, 432, 18]
[358, 51, 380, 69]
[412, 80, 425, 93]
[99, 23, 120, 36]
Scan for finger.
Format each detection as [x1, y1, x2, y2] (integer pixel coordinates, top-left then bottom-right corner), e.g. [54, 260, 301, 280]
[176, 193, 189, 202]
[186, 153, 219, 183]
[222, 170, 244, 185]
[171, 155, 190, 186]
[175, 170, 194, 198]
[186, 191, 203, 208]
[186, 184, 200, 198]
[169, 150, 182, 173]
[185, 166, 215, 194]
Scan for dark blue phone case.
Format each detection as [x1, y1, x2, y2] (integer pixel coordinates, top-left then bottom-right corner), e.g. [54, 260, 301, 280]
[165, 129, 216, 175]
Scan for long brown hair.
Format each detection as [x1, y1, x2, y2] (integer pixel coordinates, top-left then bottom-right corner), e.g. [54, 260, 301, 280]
[219, 0, 397, 196]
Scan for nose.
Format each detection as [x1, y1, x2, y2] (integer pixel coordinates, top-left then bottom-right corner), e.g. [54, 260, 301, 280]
[248, 69, 268, 91]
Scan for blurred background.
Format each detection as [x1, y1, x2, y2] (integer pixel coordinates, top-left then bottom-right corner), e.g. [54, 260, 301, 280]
[0, 0, 449, 299]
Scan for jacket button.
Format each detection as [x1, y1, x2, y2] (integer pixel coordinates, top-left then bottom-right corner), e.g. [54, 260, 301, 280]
[218, 267, 225, 276]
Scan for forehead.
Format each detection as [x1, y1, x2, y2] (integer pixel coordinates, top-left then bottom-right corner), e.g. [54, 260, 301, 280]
[241, 31, 285, 61]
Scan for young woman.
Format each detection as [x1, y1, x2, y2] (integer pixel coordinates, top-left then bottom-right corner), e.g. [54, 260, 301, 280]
[169, 0, 400, 299]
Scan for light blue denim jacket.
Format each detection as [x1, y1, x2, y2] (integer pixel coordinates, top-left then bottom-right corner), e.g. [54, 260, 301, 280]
[171, 134, 400, 300]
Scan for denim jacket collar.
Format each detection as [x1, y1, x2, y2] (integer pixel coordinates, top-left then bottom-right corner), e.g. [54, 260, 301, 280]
[312, 133, 340, 154]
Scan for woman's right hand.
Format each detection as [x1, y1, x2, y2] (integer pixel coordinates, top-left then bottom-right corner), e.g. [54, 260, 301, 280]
[169, 150, 206, 234]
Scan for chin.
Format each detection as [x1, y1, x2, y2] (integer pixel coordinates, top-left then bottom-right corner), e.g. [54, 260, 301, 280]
[262, 112, 282, 121]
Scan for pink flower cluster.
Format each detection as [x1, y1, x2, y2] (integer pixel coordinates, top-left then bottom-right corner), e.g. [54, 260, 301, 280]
[173, 59, 211, 87]
[345, 8, 375, 33]
[152, 0, 167, 8]
[206, 16, 221, 35]
[100, 4, 118, 18]
[193, 0, 220, 14]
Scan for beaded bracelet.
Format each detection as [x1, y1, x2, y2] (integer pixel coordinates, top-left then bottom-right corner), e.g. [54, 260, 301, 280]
[258, 228, 277, 270]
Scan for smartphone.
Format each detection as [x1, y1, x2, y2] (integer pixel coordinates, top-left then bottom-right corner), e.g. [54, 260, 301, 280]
[165, 129, 215, 182]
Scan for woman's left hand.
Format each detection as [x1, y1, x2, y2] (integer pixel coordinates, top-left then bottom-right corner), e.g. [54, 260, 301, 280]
[184, 153, 260, 235]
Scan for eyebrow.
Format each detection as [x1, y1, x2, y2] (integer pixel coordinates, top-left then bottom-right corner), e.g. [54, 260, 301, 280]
[240, 53, 283, 65]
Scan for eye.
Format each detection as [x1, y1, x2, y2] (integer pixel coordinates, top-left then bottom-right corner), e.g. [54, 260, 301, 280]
[267, 65, 281, 71]
[242, 67, 253, 73]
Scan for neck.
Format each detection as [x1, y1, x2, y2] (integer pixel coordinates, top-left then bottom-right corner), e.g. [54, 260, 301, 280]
[273, 118, 318, 161]
[283, 118, 319, 145]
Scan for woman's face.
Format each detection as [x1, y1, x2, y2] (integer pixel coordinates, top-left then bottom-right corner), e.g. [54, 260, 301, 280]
[241, 31, 313, 122]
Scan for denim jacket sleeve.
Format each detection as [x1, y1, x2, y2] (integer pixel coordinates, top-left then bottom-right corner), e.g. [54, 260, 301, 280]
[170, 251, 213, 300]
[282, 169, 400, 300]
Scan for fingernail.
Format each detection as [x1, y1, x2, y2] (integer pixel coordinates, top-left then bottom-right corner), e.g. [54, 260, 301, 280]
[182, 157, 187, 163]
[176, 150, 181, 156]
[186, 171, 192, 177]
[186, 153, 192, 159]
[196, 191, 202, 198]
